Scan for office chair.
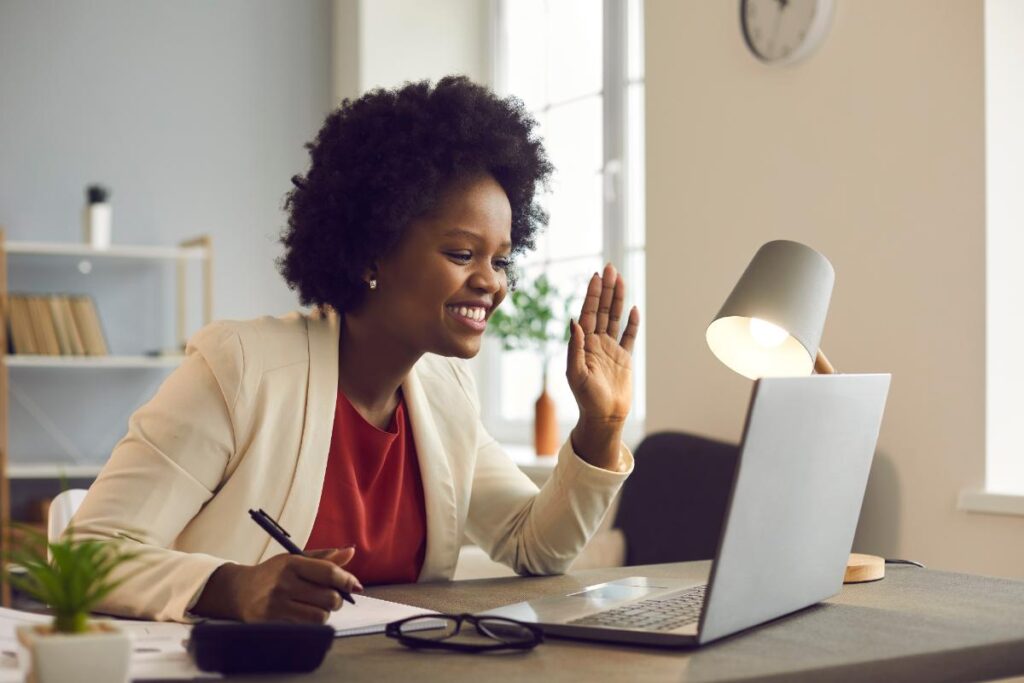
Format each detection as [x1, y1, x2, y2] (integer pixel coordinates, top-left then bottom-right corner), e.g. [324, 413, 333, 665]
[47, 488, 89, 543]
[613, 431, 739, 566]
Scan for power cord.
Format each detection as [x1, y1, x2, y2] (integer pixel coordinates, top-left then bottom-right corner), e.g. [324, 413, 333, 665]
[884, 558, 925, 568]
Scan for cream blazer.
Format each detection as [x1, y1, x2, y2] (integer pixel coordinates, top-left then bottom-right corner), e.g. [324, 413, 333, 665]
[71, 312, 633, 622]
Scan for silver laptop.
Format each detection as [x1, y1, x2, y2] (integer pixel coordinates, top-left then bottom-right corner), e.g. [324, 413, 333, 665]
[484, 373, 891, 647]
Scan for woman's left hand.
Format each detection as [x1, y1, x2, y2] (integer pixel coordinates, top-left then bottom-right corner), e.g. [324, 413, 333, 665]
[566, 263, 640, 468]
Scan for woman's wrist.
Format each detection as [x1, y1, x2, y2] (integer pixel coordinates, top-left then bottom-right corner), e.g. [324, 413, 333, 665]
[570, 416, 626, 471]
[192, 562, 246, 620]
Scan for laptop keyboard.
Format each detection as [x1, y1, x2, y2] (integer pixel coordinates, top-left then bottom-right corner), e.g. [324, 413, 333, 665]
[568, 584, 707, 632]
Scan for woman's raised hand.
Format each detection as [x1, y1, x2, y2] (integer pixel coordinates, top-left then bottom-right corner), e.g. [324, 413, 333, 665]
[565, 263, 639, 469]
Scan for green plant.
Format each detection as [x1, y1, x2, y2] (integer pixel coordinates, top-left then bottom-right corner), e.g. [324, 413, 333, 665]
[488, 273, 575, 383]
[7, 525, 143, 634]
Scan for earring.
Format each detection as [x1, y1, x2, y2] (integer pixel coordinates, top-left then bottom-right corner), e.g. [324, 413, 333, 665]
[369, 278, 378, 290]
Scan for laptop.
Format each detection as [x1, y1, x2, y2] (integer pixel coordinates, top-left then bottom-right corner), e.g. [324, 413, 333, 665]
[483, 373, 891, 647]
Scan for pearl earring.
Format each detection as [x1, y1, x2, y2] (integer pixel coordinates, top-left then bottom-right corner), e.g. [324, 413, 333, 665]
[369, 278, 378, 290]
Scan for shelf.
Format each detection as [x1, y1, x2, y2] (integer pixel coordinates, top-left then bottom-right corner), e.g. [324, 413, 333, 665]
[4, 355, 184, 369]
[5, 241, 207, 261]
[7, 463, 104, 479]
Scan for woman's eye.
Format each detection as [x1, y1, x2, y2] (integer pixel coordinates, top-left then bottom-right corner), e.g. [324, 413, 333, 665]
[493, 258, 511, 271]
[446, 251, 472, 262]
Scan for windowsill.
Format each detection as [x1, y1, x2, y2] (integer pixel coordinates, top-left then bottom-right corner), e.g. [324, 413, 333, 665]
[958, 489, 1024, 517]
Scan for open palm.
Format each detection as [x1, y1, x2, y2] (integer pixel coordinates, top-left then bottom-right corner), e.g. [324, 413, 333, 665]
[566, 263, 640, 423]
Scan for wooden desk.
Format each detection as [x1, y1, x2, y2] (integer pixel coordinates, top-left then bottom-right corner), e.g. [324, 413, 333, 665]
[228, 562, 1024, 683]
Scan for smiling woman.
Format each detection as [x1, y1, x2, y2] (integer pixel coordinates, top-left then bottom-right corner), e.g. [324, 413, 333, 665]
[66, 76, 641, 625]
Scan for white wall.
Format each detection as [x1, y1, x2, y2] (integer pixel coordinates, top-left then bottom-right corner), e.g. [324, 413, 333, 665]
[0, 1, 331, 490]
[332, 0, 491, 103]
[645, 1, 1024, 577]
[0, 0, 331, 323]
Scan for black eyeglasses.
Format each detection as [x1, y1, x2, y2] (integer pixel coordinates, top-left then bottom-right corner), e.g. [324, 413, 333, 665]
[385, 613, 543, 653]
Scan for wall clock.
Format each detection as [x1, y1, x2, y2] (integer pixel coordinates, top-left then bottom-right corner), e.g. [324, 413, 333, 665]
[740, 0, 835, 66]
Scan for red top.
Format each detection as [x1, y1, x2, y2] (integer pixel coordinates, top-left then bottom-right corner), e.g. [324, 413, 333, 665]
[304, 390, 427, 585]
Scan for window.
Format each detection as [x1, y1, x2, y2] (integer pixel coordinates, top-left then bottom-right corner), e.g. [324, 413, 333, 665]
[475, 0, 645, 445]
[959, 0, 1024, 514]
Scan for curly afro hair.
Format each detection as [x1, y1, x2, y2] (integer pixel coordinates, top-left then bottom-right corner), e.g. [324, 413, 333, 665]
[278, 75, 553, 314]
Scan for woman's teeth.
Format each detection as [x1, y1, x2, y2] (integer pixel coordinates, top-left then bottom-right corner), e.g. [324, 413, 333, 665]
[447, 305, 486, 322]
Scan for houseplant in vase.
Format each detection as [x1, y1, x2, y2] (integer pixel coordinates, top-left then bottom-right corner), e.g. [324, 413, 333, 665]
[7, 524, 142, 683]
[488, 273, 573, 455]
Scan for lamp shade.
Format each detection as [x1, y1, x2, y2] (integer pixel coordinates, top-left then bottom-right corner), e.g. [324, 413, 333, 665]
[706, 240, 834, 379]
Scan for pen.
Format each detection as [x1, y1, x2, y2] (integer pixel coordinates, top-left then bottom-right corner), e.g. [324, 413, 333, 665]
[248, 508, 355, 605]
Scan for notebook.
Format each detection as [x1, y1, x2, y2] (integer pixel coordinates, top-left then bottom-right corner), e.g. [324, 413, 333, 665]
[327, 595, 436, 637]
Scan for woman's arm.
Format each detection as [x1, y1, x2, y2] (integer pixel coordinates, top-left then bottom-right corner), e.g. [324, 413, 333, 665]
[70, 324, 243, 621]
[459, 263, 639, 574]
[71, 322, 360, 622]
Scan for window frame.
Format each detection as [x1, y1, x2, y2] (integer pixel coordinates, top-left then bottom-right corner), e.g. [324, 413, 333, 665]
[475, 0, 645, 448]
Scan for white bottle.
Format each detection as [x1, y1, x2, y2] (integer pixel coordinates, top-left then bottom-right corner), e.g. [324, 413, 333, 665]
[84, 185, 111, 249]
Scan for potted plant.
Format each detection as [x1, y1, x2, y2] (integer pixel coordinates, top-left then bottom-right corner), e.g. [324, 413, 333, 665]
[7, 524, 142, 683]
[488, 273, 574, 455]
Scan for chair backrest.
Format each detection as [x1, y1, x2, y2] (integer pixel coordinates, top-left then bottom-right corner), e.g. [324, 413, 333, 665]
[48, 488, 89, 543]
[614, 432, 739, 566]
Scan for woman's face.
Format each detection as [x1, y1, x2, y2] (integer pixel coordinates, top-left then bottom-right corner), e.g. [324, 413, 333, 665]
[367, 173, 512, 359]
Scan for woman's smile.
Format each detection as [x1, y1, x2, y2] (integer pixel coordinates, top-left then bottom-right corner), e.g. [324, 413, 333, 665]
[445, 304, 488, 333]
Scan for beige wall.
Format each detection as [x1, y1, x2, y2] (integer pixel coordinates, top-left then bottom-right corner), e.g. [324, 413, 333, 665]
[646, 1, 1024, 576]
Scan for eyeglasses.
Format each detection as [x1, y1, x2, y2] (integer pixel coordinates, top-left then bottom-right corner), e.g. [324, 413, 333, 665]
[385, 613, 543, 653]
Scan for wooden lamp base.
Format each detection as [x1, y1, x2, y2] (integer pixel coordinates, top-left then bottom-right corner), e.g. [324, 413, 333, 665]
[844, 553, 885, 583]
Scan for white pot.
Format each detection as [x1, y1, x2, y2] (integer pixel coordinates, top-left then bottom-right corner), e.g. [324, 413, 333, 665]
[17, 622, 131, 683]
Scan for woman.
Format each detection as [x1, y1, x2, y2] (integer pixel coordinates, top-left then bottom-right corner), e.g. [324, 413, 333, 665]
[71, 76, 640, 623]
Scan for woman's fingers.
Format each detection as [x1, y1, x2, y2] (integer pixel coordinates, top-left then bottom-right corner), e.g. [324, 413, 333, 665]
[289, 580, 344, 613]
[620, 306, 640, 353]
[566, 318, 587, 381]
[293, 555, 363, 593]
[594, 263, 618, 334]
[281, 601, 331, 624]
[307, 546, 356, 567]
[578, 273, 602, 335]
[607, 272, 626, 339]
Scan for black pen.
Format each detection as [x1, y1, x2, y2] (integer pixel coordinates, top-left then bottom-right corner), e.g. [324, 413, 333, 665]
[248, 508, 355, 605]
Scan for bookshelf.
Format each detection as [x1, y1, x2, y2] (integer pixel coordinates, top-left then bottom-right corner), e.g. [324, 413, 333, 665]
[0, 229, 212, 603]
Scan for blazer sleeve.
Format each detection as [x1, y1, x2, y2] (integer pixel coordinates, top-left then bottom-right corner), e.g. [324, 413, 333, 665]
[68, 322, 247, 622]
[453, 361, 634, 576]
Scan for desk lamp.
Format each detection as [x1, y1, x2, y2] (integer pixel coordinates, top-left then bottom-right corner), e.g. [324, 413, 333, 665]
[706, 239, 883, 583]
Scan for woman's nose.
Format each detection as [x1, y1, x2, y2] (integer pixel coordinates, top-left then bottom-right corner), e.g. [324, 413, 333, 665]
[469, 263, 502, 293]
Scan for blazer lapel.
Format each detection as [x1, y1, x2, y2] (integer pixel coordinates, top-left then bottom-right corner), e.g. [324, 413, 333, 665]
[404, 364, 459, 581]
[258, 313, 339, 562]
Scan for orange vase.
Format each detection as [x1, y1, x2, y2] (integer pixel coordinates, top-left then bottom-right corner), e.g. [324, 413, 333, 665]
[534, 385, 559, 456]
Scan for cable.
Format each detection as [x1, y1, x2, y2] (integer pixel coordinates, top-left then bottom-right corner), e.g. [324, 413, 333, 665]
[884, 559, 925, 568]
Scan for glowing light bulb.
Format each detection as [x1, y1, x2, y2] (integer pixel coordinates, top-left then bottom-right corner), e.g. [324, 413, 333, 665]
[749, 318, 788, 348]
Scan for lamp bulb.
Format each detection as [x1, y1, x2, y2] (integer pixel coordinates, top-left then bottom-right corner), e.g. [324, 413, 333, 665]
[749, 317, 788, 348]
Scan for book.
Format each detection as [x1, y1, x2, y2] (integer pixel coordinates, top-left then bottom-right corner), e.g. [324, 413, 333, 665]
[69, 296, 109, 356]
[48, 296, 72, 355]
[27, 297, 60, 355]
[326, 594, 437, 637]
[8, 296, 37, 354]
[58, 296, 86, 356]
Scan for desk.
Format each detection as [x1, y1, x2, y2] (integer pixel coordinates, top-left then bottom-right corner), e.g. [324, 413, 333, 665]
[226, 562, 1024, 683]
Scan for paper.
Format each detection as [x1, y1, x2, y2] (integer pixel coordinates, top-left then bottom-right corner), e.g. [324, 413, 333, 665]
[327, 595, 437, 637]
[0, 607, 216, 681]
[0, 596, 437, 679]
[0, 608, 49, 682]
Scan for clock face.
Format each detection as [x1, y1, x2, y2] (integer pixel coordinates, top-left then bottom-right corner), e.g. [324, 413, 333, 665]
[741, 0, 834, 65]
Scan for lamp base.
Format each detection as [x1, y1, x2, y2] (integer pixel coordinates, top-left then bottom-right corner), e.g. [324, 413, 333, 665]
[843, 553, 885, 583]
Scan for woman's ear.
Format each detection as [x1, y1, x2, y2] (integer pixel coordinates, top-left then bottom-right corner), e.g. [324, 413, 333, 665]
[363, 263, 379, 290]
